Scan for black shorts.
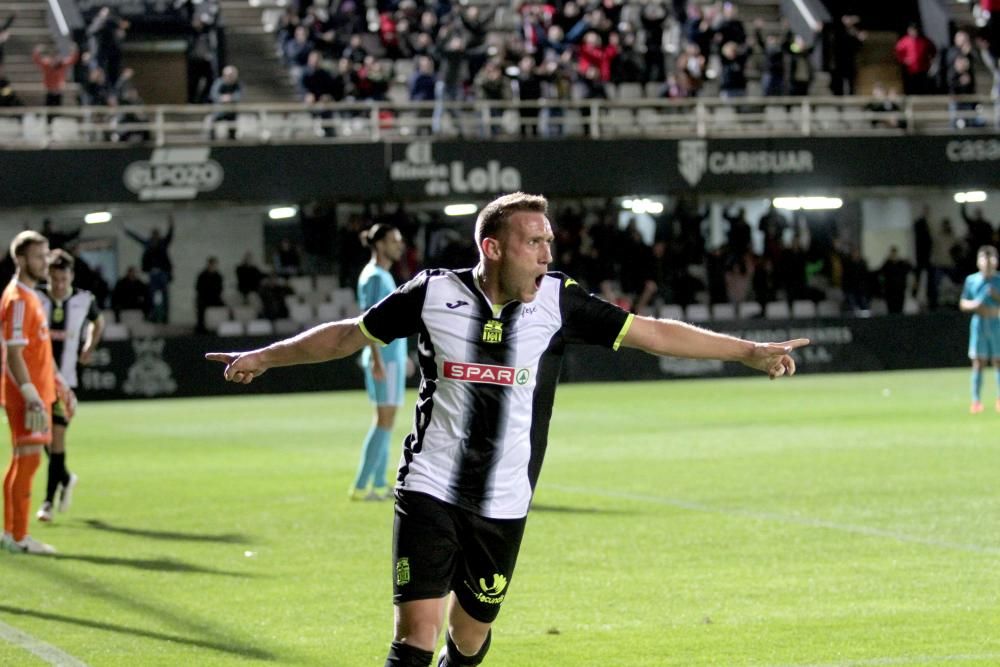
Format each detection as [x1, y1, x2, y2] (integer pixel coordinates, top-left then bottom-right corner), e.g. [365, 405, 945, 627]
[51, 399, 69, 428]
[392, 490, 527, 623]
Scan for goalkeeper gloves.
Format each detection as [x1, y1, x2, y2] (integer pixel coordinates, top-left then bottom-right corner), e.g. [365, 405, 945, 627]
[19, 382, 47, 434]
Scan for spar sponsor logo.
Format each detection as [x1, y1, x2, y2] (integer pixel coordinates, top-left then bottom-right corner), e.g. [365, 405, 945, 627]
[124, 147, 224, 201]
[443, 361, 530, 386]
[390, 142, 521, 196]
[678, 140, 814, 186]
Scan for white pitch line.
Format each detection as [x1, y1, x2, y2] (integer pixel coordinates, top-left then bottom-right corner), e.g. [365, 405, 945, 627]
[773, 653, 1000, 667]
[547, 485, 1000, 556]
[0, 618, 88, 667]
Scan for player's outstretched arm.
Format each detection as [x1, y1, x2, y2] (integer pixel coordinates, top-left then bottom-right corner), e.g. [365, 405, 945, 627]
[621, 316, 809, 379]
[206, 319, 369, 384]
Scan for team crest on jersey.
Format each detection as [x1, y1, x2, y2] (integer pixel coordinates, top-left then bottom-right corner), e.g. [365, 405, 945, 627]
[482, 319, 503, 343]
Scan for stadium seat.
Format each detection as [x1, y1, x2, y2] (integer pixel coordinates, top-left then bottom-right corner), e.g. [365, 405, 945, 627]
[231, 305, 258, 324]
[128, 321, 157, 337]
[712, 106, 738, 130]
[765, 301, 790, 319]
[102, 322, 129, 340]
[711, 303, 736, 321]
[817, 300, 841, 317]
[618, 83, 643, 100]
[331, 287, 356, 307]
[21, 113, 45, 143]
[288, 302, 314, 324]
[204, 306, 231, 332]
[289, 276, 313, 295]
[814, 106, 844, 131]
[739, 302, 762, 319]
[50, 117, 80, 142]
[315, 275, 339, 293]
[903, 296, 920, 314]
[686, 303, 710, 322]
[273, 318, 300, 334]
[119, 309, 146, 327]
[764, 106, 793, 132]
[236, 113, 261, 140]
[0, 117, 21, 141]
[791, 300, 817, 318]
[302, 291, 328, 307]
[316, 302, 339, 322]
[246, 319, 275, 336]
[217, 320, 244, 336]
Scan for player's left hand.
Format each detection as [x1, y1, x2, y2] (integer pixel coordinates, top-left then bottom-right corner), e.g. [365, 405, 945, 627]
[742, 338, 809, 379]
[205, 351, 267, 384]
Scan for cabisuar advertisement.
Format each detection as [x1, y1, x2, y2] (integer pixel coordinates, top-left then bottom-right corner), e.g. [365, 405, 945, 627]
[2, 136, 1000, 205]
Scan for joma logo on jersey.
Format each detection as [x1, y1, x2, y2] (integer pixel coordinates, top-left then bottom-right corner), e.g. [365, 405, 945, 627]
[444, 362, 530, 386]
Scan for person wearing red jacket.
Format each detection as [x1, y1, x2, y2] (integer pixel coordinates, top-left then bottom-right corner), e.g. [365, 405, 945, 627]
[577, 31, 617, 82]
[32, 44, 78, 107]
[894, 23, 936, 95]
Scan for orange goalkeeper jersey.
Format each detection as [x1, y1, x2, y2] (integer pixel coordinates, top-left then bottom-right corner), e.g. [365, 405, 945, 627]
[1, 280, 56, 407]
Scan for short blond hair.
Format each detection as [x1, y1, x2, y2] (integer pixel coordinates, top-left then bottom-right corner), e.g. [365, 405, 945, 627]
[474, 192, 548, 248]
[10, 231, 47, 261]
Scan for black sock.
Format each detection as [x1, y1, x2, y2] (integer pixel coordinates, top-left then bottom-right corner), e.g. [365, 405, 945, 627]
[385, 640, 434, 667]
[438, 630, 491, 666]
[45, 453, 65, 504]
[60, 453, 71, 487]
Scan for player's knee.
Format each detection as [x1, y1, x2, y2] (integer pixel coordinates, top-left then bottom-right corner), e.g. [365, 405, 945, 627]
[440, 629, 491, 666]
[395, 617, 441, 652]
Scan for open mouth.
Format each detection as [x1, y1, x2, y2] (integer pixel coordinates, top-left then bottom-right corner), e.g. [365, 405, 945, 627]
[534, 274, 544, 288]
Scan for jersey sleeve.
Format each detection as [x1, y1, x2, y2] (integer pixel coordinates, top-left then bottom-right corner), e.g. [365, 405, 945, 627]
[2, 296, 28, 347]
[557, 274, 633, 350]
[359, 271, 429, 345]
[962, 276, 979, 301]
[358, 273, 383, 310]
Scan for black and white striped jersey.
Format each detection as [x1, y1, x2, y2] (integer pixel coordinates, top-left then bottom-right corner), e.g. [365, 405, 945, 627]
[37, 288, 100, 388]
[360, 268, 633, 519]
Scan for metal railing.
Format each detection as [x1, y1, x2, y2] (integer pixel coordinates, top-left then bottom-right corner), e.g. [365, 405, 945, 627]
[0, 94, 996, 148]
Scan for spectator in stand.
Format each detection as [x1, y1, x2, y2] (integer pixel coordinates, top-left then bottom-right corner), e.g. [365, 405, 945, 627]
[356, 56, 389, 102]
[111, 74, 149, 143]
[931, 218, 961, 294]
[341, 33, 368, 65]
[258, 273, 293, 320]
[459, 5, 494, 82]
[273, 238, 303, 277]
[80, 67, 111, 106]
[408, 55, 436, 135]
[841, 245, 869, 313]
[32, 44, 79, 107]
[718, 40, 749, 98]
[676, 42, 706, 97]
[940, 30, 975, 93]
[978, 37, 1000, 127]
[432, 31, 468, 135]
[894, 23, 936, 96]
[515, 55, 544, 137]
[124, 216, 174, 323]
[865, 82, 905, 129]
[985, 0, 1000, 58]
[879, 246, 911, 314]
[611, 31, 644, 84]
[913, 205, 933, 308]
[540, 53, 575, 136]
[714, 2, 747, 46]
[961, 203, 995, 253]
[947, 54, 980, 128]
[0, 14, 13, 67]
[187, 13, 218, 104]
[755, 19, 791, 96]
[475, 60, 508, 137]
[577, 31, 616, 83]
[236, 252, 264, 304]
[619, 220, 659, 314]
[195, 256, 225, 334]
[578, 64, 608, 135]
[40, 219, 81, 250]
[209, 65, 242, 139]
[830, 15, 865, 96]
[284, 25, 315, 79]
[641, 2, 668, 84]
[87, 7, 128, 85]
[111, 266, 148, 318]
[787, 33, 815, 96]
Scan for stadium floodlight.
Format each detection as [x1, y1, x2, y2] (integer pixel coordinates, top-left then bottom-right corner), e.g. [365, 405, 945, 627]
[84, 211, 112, 224]
[772, 196, 843, 211]
[954, 191, 987, 204]
[444, 204, 478, 216]
[268, 206, 298, 220]
[622, 198, 664, 215]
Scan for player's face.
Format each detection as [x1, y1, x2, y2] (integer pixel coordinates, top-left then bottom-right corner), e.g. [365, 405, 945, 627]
[497, 212, 553, 303]
[49, 267, 73, 297]
[380, 230, 405, 263]
[19, 242, 50, 284]
[978, 251, 998, 275]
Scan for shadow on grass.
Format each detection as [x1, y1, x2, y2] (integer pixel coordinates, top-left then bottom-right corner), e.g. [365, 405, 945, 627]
[82, 519, 252, 544]
[0, 605, 276, 661]
[52, 553, 255, 577]
[530, 503, 632, 515]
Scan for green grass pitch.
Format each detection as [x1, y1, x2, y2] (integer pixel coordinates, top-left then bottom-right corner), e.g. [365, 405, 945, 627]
[0, 368, 998, 666]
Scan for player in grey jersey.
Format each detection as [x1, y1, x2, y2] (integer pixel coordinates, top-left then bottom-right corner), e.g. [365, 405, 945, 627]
[208, 192, 808, 667]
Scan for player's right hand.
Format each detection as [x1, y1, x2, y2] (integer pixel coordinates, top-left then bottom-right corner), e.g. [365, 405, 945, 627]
[205, 351, 267, 384]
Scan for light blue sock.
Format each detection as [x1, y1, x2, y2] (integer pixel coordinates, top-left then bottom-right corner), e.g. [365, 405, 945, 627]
[352, 425, 380, 490]
[372, 427, 393, 490]
[972, 368, 983, 403]
[995, 367, 1000, 397]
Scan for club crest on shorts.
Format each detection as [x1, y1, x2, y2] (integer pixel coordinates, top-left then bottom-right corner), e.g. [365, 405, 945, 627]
[396, 557, 410, 586]
[482, 319, 503, 344]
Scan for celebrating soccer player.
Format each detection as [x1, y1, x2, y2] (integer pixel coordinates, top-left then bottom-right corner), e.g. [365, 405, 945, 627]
[208, 192, 807, 666]
[35, 249, 104, 521]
